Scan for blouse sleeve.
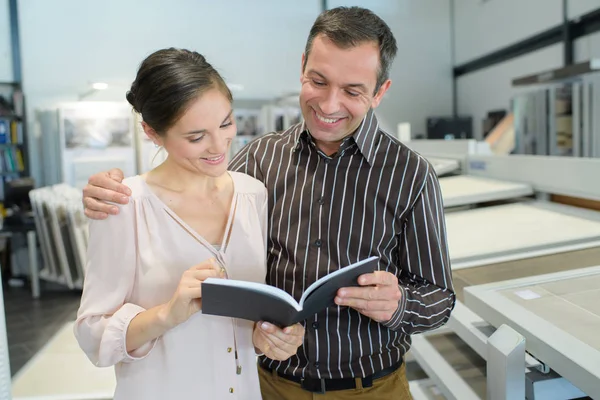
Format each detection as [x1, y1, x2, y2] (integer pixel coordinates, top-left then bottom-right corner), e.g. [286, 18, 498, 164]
[74, 199, 157, 367]
[258, 185, 268, 258]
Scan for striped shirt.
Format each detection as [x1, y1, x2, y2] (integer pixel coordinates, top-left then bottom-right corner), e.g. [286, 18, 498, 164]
[229, 109, 455, 380]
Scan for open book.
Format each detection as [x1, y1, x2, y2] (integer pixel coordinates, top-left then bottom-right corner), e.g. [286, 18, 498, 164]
[201, 256, 379, 327]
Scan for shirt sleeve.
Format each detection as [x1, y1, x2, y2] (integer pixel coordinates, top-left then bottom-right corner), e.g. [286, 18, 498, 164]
[383, 168, 456, 334]
[74, 199, 157, 367]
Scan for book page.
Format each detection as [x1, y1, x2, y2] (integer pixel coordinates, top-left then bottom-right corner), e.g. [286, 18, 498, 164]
[203, 278, 302, 311]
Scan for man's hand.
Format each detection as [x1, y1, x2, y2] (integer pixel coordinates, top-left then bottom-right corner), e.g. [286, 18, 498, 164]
[253, 321, 304, 361]
[82, 168, 129, 220]
[334, 271, 402, 323]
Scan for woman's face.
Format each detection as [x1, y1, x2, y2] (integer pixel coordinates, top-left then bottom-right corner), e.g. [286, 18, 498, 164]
[160, 88, 236, 178]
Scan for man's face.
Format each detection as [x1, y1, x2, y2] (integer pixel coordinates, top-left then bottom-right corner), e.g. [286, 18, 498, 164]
[299, 34, 391, 155]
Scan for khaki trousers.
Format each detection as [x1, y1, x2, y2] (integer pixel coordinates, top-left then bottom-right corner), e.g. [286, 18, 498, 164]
[258, 362, 413, 400]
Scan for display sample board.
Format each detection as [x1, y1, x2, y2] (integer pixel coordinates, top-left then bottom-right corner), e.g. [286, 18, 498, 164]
[439, 176, 533, 207]
[465, 267, 600, 399]
[446, 202, 600, 267]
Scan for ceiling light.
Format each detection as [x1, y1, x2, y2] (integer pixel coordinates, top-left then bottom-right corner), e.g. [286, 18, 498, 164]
[92, 82, 108, 90]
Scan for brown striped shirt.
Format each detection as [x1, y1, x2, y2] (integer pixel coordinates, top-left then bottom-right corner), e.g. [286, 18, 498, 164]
[229, 108, 455, 379]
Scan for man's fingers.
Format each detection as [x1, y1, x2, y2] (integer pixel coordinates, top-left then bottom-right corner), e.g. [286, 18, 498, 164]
[337, 285, 395, 301]
[269, 346, 293, 361]
[84, 184, 129, 205]
[87, 174, 131, 198]
[356, 310, 396, 323]
[83, 197, 120, 215]
[357, 271, 398, 286]
[107, 168, 127, 185]
[83, 209, 109, 220]
[335, 297, 396, 312]
[283, 323, 304, 337]
[259, 322, 304, 346]
[256, 329, 298, 360]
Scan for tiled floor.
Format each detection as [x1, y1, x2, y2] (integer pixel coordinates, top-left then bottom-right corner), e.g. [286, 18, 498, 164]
[2, 282, 81, 376]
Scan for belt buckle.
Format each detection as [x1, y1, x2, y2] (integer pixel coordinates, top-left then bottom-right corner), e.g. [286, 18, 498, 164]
[300, 377, 326, 394]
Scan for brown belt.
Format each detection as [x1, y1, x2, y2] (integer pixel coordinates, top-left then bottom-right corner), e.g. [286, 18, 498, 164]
[261, 361, 403, 394]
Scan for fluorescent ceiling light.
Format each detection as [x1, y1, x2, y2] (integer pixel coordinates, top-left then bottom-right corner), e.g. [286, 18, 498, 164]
[92, 82, 108, 90]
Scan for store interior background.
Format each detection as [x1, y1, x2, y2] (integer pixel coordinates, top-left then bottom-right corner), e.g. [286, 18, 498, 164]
[1, 0, 600, 398]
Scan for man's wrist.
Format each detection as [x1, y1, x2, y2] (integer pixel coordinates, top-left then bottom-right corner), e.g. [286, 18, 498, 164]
[382, 285, 407, 329]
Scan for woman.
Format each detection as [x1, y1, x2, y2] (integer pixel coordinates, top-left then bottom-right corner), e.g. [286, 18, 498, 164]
[74, 48, 304, 399]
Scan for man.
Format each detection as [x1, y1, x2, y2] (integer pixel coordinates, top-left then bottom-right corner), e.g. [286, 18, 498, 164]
[82, 7, 455, 399]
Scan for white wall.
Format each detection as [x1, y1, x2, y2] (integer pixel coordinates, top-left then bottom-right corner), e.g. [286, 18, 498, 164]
[575, 31, 600, 62]
[570, 0, 600, 62]
[0, 0, 12, 81]
[19, 0, 454, 184]
[19, 0, 322, 185]
[457, 44, 564, 140]
[452, 0, 600, 139]
[568, 0, 600, 19]
[328, 0, 453, 136]
[19, 0, 320, 101]
[453, 0, 563, 65]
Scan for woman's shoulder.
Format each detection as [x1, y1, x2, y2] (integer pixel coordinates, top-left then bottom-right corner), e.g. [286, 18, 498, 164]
[122, 175, 152, 200]
[229, 171, 267, 196]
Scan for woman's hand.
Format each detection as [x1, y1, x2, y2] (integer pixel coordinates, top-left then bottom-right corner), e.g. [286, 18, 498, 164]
[252, 321, 305, 361]
[160, 258, 224, 328]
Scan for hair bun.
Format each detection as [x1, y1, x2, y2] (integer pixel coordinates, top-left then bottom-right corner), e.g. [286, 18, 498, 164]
[126, 90, 138, 112]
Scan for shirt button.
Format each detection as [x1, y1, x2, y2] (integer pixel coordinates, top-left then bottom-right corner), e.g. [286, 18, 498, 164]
[324, 158, 331, 164]
[312, 322, 319, 329]
[227, 347, 232, 353]
[317, 197, 325, 206]
[229, 387, 234, 393]
[314, 362, 320, 368]
[314, 239, 322, 247]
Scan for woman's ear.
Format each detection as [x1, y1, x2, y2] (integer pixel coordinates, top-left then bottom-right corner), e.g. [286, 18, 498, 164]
[141, 121, 162, 147]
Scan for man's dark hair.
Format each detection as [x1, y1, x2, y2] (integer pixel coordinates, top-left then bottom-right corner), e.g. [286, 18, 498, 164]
[303, 6, 398, 93]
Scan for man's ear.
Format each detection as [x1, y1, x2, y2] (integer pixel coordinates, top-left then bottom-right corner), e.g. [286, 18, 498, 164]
[141, 121, 162, 146]
[371, 79, 392, 109]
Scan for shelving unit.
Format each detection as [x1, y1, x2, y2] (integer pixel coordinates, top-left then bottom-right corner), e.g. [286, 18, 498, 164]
[0, 81, 29, 201]
[512, 59, 600, 158]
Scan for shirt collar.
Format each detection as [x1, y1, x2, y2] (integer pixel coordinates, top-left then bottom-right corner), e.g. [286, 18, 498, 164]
[295, 109, 380, 166]
[351, 109, 380, 166]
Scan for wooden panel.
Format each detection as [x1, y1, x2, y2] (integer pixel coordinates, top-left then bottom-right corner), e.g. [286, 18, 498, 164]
[551, 194, 600, 212]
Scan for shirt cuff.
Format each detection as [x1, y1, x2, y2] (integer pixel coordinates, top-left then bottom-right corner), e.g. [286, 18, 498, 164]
[99, 303, 158, 365]
[381, 285, 407, 331]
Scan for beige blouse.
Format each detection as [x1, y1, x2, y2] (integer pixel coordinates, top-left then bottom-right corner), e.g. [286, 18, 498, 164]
[74, 172, 268, 400]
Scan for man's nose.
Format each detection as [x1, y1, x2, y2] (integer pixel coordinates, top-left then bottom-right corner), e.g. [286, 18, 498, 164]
[318, 89, 341, 116]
